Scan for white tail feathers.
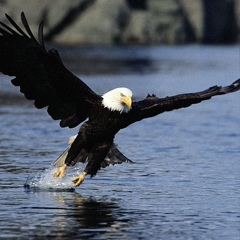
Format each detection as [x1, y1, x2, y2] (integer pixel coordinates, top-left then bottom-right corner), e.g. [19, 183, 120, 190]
[68, 134, 77, 144]
[53, 134, 133, 168]
[53, 135, 78, 167]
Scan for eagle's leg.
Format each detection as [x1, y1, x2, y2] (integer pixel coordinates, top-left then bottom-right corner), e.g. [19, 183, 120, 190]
[72, 172, 87, 187]
[54, 164, 67, 178]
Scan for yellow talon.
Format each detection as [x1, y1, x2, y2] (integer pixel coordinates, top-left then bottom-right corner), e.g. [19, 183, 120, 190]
[72, 172, 87, 187]
[54, 164, 67, 178]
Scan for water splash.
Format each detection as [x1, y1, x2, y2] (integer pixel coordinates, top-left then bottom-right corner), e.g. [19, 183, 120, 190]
[24, 167, 80, 192]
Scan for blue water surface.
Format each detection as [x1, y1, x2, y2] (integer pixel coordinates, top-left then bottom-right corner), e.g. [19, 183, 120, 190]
[0, 45, 239, 240]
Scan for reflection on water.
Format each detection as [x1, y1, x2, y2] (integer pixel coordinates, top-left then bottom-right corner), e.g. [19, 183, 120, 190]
[0, 46, 239, 239]
[20, 192, 129, 239]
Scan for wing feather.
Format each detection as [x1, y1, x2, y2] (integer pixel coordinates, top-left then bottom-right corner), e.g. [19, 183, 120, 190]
[20, 12, 37, 41]
[123, 79, 240, 126]
[0, 12, 101, 128]
[0, 21, 21, 35]
[38, 21, 45, 48]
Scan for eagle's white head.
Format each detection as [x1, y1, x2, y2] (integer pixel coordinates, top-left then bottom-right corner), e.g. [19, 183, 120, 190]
[102, 87, 133, 113]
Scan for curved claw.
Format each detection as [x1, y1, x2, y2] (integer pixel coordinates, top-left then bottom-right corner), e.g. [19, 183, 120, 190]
[54, 164, 67, 178]
[72, 172, 87, 187]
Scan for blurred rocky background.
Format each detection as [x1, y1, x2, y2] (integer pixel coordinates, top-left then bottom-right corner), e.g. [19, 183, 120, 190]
[0, 0, 239, 45]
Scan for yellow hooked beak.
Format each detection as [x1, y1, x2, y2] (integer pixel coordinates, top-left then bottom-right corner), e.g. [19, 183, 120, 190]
[121, 95, 132, 108]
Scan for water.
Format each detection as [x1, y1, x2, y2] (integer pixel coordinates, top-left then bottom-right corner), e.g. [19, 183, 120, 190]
[0, 46, 239, 239]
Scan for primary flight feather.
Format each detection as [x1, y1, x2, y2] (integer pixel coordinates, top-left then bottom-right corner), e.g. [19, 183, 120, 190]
[0, 13, 239, 187]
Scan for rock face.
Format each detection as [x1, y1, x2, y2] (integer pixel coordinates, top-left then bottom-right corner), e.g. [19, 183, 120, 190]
[0, 0, 239, 45]
[202, 0, 238, 44]
[55, 0, 130, 45]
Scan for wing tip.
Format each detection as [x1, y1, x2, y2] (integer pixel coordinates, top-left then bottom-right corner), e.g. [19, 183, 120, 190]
[220, 78, 240, 94]
[232, 78, 240, 87]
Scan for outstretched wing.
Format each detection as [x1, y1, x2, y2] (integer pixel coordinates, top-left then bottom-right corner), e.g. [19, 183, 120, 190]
[0, 12, 101, 128]
[122, 79, 240, 127]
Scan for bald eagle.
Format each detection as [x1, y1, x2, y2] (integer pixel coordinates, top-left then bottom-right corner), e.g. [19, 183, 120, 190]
[0, 13, 239, 187]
